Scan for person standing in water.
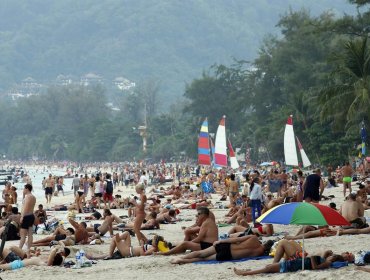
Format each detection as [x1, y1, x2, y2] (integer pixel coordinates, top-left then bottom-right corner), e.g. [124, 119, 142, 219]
[44, 174, 55, 205]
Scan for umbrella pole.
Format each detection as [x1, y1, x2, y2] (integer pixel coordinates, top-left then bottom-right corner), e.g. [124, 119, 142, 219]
[302, 234, 305, 270]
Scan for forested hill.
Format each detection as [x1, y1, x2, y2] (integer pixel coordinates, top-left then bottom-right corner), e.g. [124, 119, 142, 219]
[0, 0, 354, 103]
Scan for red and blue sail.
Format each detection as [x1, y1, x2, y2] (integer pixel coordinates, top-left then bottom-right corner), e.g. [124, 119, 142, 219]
[198, 118, 211, 166]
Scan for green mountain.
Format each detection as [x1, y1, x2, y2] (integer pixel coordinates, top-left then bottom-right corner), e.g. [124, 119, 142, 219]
[0, 0, 355, 104]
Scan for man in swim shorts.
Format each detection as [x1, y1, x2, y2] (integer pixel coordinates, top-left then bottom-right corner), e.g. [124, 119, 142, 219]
[87, 209, 114, 237]
[341, 162, 353, 198]
[44, 174, 55, 204]
[159, 207, 218, 255]
[32, 226, 75, 246]
[170, 235, 275, 264]
[19, 184, 36, 258]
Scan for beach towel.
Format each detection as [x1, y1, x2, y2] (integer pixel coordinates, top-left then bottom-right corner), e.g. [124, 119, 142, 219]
[194, 255, 271, 264]
[331, 261, 348, 269]
[272, 232, 289, 236]
[217, 223, 230, 227]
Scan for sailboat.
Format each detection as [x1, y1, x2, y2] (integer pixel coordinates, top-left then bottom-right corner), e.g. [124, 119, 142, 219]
[214, 116, 228, 167]
[199, 116, 239, 169]
[228, 138, 240, 169]
[284, 115, 311, 168]
[198, 118, 211, 166]
[296, 136, 311, 168]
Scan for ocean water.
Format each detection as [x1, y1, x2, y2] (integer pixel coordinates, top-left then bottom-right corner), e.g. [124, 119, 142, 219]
[9, 167, 74, 205]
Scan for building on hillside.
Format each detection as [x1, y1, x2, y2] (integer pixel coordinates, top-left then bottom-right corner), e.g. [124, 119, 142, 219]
[55, 74, 74, 86]
[80, 73, 103, 86]
[113, 76, 135, 91]
[7, 77, 43, 100]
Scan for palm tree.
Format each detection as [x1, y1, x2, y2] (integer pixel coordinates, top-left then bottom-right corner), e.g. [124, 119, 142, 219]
[319, 37, 370, 132]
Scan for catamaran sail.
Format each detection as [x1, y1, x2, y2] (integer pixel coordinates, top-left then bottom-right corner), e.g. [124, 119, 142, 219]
[214, 116, 228, 167]
[296, 136, 311, 168]
[198, 118, 211, 166]
[228, 139, 240, 169]
[284, 115, 299, 166]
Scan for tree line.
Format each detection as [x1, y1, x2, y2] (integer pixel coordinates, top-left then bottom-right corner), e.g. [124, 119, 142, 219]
[1, 1, 370, 165]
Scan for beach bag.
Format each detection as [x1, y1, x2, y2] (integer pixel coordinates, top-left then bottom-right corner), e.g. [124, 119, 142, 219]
[106, 180, 113, 194]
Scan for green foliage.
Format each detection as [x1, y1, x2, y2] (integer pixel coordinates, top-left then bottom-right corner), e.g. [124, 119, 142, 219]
[319, 37, 370, 132]
[0, 1, 355, 104]
[0, 2, 368, 166]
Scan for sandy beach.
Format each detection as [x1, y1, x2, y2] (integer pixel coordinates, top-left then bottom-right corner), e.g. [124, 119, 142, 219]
[2, 177, 370, 280]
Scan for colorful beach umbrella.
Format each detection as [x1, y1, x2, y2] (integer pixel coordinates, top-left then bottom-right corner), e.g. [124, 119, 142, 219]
[257, 202, 350, 270]
[257, 202, 350, 226]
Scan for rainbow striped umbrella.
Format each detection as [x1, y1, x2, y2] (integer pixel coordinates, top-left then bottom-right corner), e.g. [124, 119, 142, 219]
[257, 202, 349, 226]
[257, 202, 350, 270]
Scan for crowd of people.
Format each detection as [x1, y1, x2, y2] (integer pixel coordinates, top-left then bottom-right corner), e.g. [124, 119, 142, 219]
[0, 159, 369, 276]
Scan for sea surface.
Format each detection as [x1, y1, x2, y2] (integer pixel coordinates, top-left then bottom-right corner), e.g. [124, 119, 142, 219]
[9, 166, 74, 205]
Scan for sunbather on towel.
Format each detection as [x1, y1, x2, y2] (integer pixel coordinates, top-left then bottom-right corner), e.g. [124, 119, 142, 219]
[170, 235, 274, 264]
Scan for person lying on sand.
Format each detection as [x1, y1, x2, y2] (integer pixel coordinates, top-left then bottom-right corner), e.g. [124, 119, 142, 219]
[113, 211, 160, 231]
[1, 245, 40, 263]
[170, 235, 274, 264]
[226, 224, 274, 238]
[285, 226, 370, 240]
[32, 226, 75, 246]
[0, 244, 70, 270]
[233, 250, 354, 276]
[285, 227, 338, 240]
[85, 232, 162, 260]
[156, 209, 178, 224]
[178, 200, 214, 210]
[158, 207, 218, 256]
[337, 227, 370, 235]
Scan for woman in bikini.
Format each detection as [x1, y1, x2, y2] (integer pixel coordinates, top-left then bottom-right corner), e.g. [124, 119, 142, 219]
[133, 184, 147, 244]
[86, 232, 161, 260]
[75, 177, 85, 213]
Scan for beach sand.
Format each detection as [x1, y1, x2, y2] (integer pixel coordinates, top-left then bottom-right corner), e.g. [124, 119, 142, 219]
[2, 180, 370, 280]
